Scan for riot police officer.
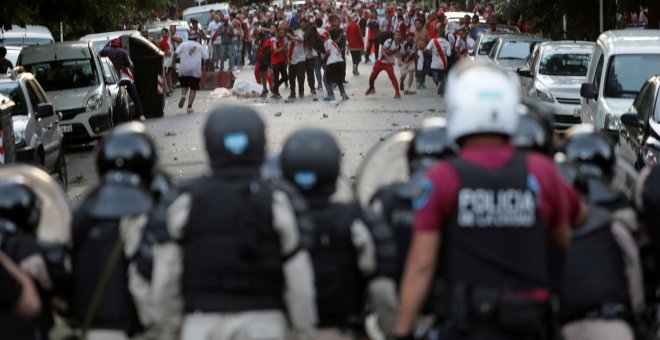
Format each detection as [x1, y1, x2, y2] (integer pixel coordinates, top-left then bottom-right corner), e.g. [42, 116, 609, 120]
[71, 122, 159, 340]
[395, 62, 571, 339]
[370, 117, 454, 285]
[280, 127, 398, 338]
[560, 128, 644, 340]
[149, 105, 317, 340]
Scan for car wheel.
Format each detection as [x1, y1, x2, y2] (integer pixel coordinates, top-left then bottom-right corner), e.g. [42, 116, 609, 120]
[54, 151, 68, 191]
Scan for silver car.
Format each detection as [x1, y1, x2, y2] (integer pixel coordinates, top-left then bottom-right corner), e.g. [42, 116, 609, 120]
[518, 41, 595, 129]
[488, 35, 549, 73]
[0, 71, 67, 188]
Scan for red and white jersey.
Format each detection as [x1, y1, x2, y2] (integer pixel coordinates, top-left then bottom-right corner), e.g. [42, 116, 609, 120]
[324, 39, 343, 65]
[426, 37, 452, 70]
[380, 38, 400, 64]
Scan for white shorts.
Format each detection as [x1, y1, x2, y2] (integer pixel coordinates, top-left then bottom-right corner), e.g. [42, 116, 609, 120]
[399, 62, 414, 74]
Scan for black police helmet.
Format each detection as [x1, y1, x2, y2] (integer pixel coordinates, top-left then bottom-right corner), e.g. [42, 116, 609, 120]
[0, 179, 41, 234]
[514, 99, 555, 155]
[280, 128, 340, 198]
[562, 128, 615, 177]
[96, 122, 157, 182]
[555, 157, 588, 194]
[406, 117, 454, 172]
[204, 105, 266, 168]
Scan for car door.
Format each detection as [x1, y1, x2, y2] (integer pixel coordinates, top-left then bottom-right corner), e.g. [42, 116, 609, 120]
[26, 78, 59, 168]
[619, 80, 655, 168]
[581, 50, 604, 124]
[521, 45, 541, 94]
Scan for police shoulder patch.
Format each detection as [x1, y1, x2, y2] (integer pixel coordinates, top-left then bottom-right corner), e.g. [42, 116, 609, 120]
[412, 177, 434, 210]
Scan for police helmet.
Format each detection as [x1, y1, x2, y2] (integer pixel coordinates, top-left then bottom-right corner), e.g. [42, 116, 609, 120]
[562, 125, 615, 177]
[280, 128, 341, 198]
[555, 156, 588, 194]
[407, 117, 454, 172]
[513, 101, 555, 155]
[96, 122, 158, 182]
[204, 105, 266, 168]
[0, 179, 41, 234]
[446, 61, 522, 144]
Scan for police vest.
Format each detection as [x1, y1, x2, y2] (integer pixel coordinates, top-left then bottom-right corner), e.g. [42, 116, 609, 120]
[560, 206, 629, 323]
[373, 184, 413, 284]
[71, 209, 142, 334]
[308, 202, 365, 328]
[440, 151, 549, 290]
[181, 176, 284, 313]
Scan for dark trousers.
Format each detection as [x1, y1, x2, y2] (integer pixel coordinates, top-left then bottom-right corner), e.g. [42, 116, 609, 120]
[288, 62, 306, 97]
[305, 58, 316, 91]
[126, 82, 144, 118]
[365, 39, 379, 60]
[272, 62, 288, 95]
[350, 50, 362, 66]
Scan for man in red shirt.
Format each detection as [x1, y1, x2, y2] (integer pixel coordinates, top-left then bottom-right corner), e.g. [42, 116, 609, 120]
[395, 62, 571, 339]
[158, 28, 174, 96]
[270, 27, 289, 99]
[346, 13, 364, 75]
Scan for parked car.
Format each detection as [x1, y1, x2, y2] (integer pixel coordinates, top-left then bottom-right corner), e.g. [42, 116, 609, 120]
[469, 32, 505, 62]
[183, 3, 230, 29]
[488, 35, 549, 73]
[517, 41, 595, 129]
[470, 24, 521, 40]
[618, 75, 660, 170]
[18, 41, 115, 143]
[79, 30, 142, 52]
[100, 57, 133, 122]
[580, 30, 660, 136]
[0, 72, 67, 188]
[0, 25, 55, 45]
[2, 46, 22, 68]
[445, 12, 485, 24]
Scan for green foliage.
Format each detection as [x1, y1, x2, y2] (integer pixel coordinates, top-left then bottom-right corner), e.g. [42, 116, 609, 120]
[1, 0, 168, 40]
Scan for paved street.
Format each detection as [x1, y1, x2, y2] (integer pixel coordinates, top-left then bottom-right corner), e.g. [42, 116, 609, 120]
[65, 62, 446, 200]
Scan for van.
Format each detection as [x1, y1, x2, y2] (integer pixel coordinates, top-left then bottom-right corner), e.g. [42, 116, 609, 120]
[79, 30, 142, 52]
[18, 41, 114, 143]
[580, 30, 660, 135]
[183, 3, 230, 29]
[0, 25, 55, 46]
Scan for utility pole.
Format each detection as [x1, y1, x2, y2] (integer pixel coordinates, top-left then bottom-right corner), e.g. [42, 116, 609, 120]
[599, 0, 604, 33]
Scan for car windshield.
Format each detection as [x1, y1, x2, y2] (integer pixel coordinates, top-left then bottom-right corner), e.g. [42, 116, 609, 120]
[478, 37, 497, 55]
[0, 37, 52, 45]
[498, 41, 533, 60]
[605, 54, 660, 98]
[539, 52, 591, 76]
[24, 59, 98, 91]
[0, 82, 26, 115]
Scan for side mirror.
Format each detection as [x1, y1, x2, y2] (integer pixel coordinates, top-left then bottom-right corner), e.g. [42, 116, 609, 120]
[620, 112, 644, 129]
[36, 103, 55, 119]
[580, 83, 597, 99]
[516, 68, 532, 78]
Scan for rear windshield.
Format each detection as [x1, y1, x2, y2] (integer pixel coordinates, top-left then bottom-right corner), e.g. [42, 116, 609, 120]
[497, 41, 533, 60]
[605, 54, 660, 98]
[0, 82, 26, 115]
[0, 37, 53, 45]
[539, 52, 591, 76]
[24, 59, 99, 91]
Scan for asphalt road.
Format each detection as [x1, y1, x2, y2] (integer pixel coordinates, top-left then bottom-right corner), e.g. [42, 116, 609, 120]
[65, 62, 446, 201]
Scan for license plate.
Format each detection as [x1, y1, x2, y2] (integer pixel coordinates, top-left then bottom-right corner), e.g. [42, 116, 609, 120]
[60, 124, 73, 133]
[573, 108, 581, 117]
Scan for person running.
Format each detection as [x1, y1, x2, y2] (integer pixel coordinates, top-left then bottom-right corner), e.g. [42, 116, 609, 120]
[414, 38, 428, 90]
[425, 26, 452, 96]
[399, 32, 417, 95]
[174, 34, 209, 113]
[100, 38, 146, 120]
[365, 30, 402, 99]
[322, 30, 349, 101]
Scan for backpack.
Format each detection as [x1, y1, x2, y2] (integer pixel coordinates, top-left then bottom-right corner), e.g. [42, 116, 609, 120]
[374, 31, 394, 45]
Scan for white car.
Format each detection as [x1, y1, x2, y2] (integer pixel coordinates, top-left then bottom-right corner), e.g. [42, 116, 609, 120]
[517, 41, 594, 129]
[183, 3, 230, 29]
[18, 41, 115, 143]
[580, 29, 660, 135]
[488, 35, 549, 73]
[469, 32, 504, 62]
[0, 25, 54, 46]
[79, 30, 142, 52]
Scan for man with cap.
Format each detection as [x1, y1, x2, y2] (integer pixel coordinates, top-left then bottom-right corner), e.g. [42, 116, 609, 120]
[70, 123, 161, 340]
[0, 47, 13, 73]
[174, 32, 209, 113]
[395, 61, 571, 339]
[100, 39, 146, 121]
[150, 105, 317, 340]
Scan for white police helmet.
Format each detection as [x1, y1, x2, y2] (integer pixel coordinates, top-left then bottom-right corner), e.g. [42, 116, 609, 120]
[446, 62, 522, 144]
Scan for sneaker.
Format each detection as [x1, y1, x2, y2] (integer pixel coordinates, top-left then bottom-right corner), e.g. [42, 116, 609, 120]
[260, 90, 268, 98]
[353, 70, 359, 75]
[186, 107, 193, 113]
[288, 94, 296, 100]
[394, 94, 401, 99]
[272, 94, 282, 100]
[178, 97, 186, 108]
[299, 93, 304, 99]
[365, 88, 375, 96]
[311, 90, 317, 95]
[437, 86, 443, 95]
[404, 90, 416, 95]
[139, 115, 147, 121]
[323, 96, 335, 101]
[341, 94, 349, 100]
[317, 86, 323, 91]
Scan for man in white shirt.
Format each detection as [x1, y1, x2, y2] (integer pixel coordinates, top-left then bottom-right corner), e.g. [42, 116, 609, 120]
[207, 13, 223, 69]
[174, 36, 210, 113]
[425, 29, 452, 96]
[287, 23, 308, 101]
[365, 30, 402, 99]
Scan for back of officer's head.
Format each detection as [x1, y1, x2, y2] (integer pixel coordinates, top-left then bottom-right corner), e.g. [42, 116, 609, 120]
[513, 100, 556, 156]
[562, 124, 615, 178]
[446, 61, 521, 146]
[96, 122, 157, 183]
[0, 179, 41, 235]
[280, 128, 340, 199]
[204, 105, 266, 170]
[407, 117, 454, 172]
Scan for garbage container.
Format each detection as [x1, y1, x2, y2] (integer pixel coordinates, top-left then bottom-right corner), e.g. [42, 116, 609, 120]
[0, 94, 17, 165]
[120, 34, 166, 118]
